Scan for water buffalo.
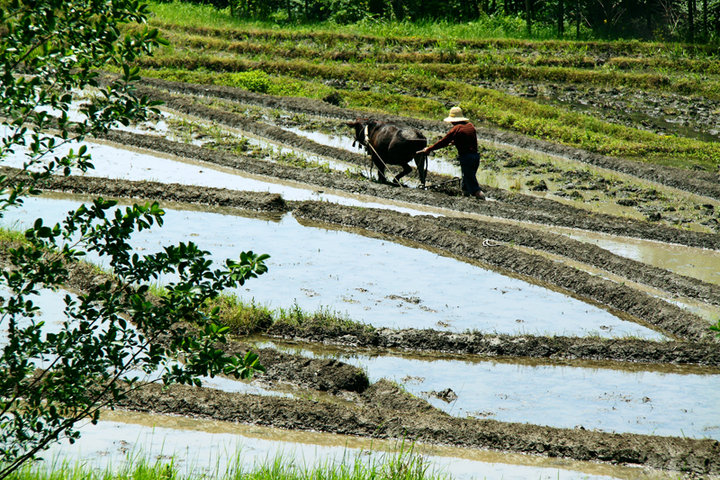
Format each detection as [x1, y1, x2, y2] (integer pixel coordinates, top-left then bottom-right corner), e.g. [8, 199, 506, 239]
[347, 119, 428, 186]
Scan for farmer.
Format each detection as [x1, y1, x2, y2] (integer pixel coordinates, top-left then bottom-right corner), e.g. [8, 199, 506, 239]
[417, 106, 485, 200]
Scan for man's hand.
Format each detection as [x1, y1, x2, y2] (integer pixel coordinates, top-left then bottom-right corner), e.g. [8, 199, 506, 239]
[417, 147, 430, 155]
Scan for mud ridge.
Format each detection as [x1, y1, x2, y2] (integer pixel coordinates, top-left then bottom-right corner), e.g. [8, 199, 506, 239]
[118, 380, 720, 475]
[98, 128, 720, 251]
[291, 201, 713, 341]
[0, 167, 289, 214]
[140, 77, 720, 201]
[434, 215, 720, 306]
[241, 344, 369, 394]
[264, 324, 720, 366]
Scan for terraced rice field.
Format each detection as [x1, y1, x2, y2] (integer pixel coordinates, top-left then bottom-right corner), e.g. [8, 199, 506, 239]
[8, 6, 720, 479]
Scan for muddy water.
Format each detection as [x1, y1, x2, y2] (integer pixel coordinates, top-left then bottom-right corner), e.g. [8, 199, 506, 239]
[456, 207, 720, 286]
[479, 141, 720, 223]
[259, 340, 720, 441]
[1, 196, 665, 339]
[2, 135, 433, 216]
[282, 126, 357, 151]
[511, 244, 720, 322]
[563, 229, 720, 286]
[43, 409, 679, 480]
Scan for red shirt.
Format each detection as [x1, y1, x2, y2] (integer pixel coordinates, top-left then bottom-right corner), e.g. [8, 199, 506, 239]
[427, 122, 478, 155]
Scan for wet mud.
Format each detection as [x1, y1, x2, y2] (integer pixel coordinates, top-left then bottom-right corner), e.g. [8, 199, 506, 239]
[137, 77, 720, 202]
[117, 380, 720, 475]
[264, 323, 720, 367]
[290, 202, 713, 341]
[508, 81, 720, 143]
[242, 343, 369, 394]
[18, 168, 715, 341]
[94, 128, 720, 251]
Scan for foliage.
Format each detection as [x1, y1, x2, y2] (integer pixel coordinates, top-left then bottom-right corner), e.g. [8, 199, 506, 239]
[151, 0, 720, 42]
[711, 320, 720, 337]
[0, 0, 267, 477]
[231, 69, 271, 93]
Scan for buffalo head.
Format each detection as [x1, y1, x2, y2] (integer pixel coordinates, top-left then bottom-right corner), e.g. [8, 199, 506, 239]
[346, 118, 370, 149]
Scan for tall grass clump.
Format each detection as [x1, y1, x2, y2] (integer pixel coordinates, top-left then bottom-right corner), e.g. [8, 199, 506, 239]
[6, 443, 448, 480]
[204, 295, 273, 335]
[204, 295, 373, 337]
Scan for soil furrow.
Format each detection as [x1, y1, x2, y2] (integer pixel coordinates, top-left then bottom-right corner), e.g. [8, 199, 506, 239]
[138, 77, 720, 201]
[291, 202, 713, 341]
[96, 128, 720, 251]
[263, 324, 720, 365]
[434, 216, 720, 306]
[17, 168, 714, 341]
[118, 380, 720, 475]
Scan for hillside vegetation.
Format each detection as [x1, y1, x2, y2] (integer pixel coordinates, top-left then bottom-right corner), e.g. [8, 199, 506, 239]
[140, 1, 720, 172]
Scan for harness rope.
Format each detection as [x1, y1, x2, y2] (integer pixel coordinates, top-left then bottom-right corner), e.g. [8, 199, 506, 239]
[363, 125, 394, 178]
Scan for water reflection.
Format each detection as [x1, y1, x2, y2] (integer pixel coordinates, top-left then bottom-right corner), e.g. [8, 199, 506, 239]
[1, 196, 664, 339]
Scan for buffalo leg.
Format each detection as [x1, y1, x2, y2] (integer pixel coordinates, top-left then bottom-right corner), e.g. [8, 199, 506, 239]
[393, 163, 412, 186]
[414, 153, 427, 186]
[374, 155, 390, 184]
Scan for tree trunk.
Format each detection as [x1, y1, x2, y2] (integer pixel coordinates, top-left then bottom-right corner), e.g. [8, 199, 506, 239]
[703, 0, 708, 39]
[558, 0, 565, 36]
[575, 0, 581, 38]
[526, 0, 533, 35]
[688, 0, 695, 42]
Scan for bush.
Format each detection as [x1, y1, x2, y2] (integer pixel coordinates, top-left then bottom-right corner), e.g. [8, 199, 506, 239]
[232, 69, 271, 93]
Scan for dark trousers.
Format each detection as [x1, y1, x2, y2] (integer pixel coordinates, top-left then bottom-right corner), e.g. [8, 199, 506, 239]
[458, 152, 481, 195]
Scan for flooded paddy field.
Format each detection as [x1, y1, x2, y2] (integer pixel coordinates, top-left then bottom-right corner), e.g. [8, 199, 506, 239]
[6, 187, 720, 473]
[44, 410, 686, 480]
[125, 80, 720, 235]
[257, 340, 720, 440]
[9, 72, 720, 477]
[1, 195, 663, 338]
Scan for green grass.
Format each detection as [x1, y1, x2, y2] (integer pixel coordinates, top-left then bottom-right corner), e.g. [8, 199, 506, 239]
[147, 1, 720, 56]
[131, 6, 720, 172]
[0, 226, 30, 244]
[137, 58, 720, 170]
[148, 1, 547, 42]
[9, 443, 446, 480]
[204, 294, 374, 337]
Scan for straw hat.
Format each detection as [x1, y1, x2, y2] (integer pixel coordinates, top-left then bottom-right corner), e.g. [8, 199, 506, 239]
[443, 106, 469, 123]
